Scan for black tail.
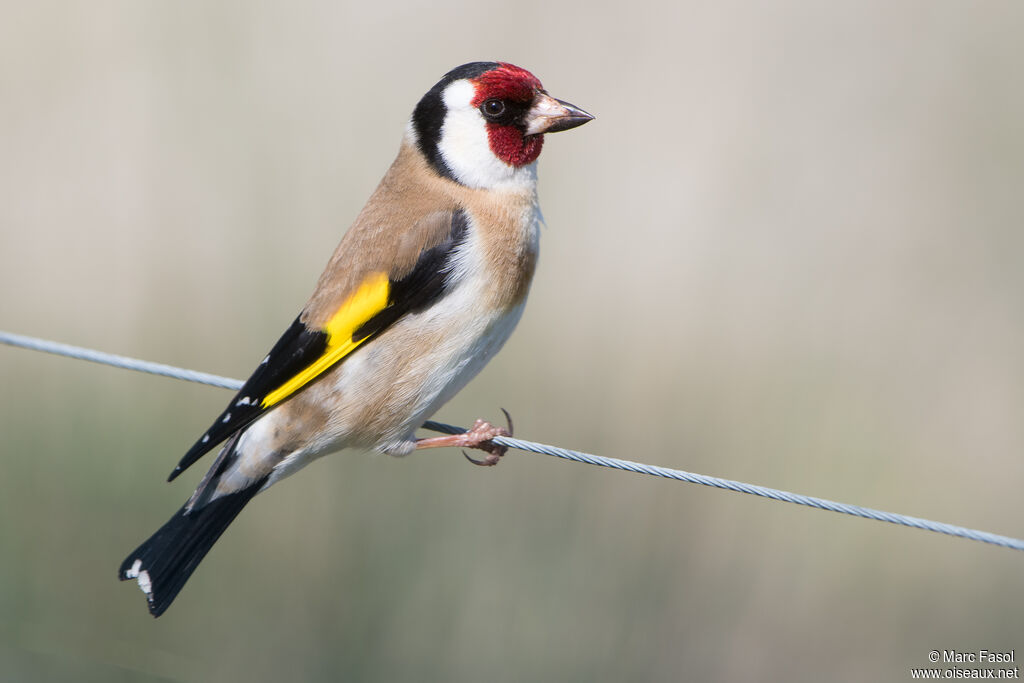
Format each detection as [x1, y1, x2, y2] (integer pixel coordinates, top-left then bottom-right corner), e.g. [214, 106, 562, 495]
[118, 478, 266, 617]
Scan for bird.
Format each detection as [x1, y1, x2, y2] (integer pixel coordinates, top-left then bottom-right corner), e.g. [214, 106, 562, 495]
[118, 61, 593, 617]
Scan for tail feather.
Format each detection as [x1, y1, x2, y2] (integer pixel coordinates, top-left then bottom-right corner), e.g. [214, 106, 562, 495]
[118, 477, 267, 617]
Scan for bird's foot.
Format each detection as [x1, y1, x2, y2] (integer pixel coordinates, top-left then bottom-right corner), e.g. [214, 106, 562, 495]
[415, 409, 513, 467]
[461, 409, 514, 466]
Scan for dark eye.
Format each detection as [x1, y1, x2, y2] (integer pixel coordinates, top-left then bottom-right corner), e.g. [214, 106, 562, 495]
[481, 99, 506, 119]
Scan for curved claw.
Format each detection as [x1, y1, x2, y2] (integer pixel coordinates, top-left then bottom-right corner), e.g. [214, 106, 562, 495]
[463, 449, 501, 467]
[500, 407, 514, 437]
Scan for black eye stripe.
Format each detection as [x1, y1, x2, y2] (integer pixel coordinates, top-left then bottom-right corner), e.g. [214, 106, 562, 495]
[478, 99, 531, 126]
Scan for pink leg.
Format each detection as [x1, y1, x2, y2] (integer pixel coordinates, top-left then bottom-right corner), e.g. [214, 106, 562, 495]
[415, 410, 513, 466]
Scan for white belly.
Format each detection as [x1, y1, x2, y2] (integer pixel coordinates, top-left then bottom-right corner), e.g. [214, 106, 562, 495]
[249, 201, 539, 489]
[318, 204, 537, 451]
[330, 273, 527, 452]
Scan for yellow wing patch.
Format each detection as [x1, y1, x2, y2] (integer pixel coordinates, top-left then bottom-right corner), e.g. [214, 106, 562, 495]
[261, 272, 390, 408]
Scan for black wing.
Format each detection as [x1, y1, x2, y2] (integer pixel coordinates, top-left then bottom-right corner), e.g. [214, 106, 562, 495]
[167, 209, 470, 481]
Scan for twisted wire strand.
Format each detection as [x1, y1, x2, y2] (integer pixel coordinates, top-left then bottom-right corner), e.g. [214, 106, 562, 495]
[2, 329, 1022, 552]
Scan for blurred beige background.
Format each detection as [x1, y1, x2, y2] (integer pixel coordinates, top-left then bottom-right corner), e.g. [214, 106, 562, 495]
[2, 1, 1022, 681]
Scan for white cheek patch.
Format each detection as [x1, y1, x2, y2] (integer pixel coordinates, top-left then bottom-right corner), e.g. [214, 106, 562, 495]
[437, 80, 537, 191]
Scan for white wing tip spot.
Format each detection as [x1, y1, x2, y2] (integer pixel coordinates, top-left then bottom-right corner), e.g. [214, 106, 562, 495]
[201, 434, 210, 444]
[236, 396, 251, 406]
[221, 412, 232, 423]
[125, 558, 142, 579]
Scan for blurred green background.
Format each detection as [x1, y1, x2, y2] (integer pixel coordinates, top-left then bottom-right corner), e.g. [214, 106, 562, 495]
[2, 1, 1022, 681]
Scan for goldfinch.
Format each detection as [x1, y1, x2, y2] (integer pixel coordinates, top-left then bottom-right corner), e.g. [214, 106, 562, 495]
[118, 62, 592, 617]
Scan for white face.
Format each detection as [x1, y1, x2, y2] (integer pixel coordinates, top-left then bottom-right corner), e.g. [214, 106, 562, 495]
[430, 79, 538, 192]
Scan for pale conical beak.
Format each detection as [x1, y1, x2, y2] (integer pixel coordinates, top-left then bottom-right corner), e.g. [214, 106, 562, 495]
[524, 93, 594, 136]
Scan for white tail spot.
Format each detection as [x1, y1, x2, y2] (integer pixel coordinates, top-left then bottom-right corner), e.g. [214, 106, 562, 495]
[137, 569, 152, 596]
